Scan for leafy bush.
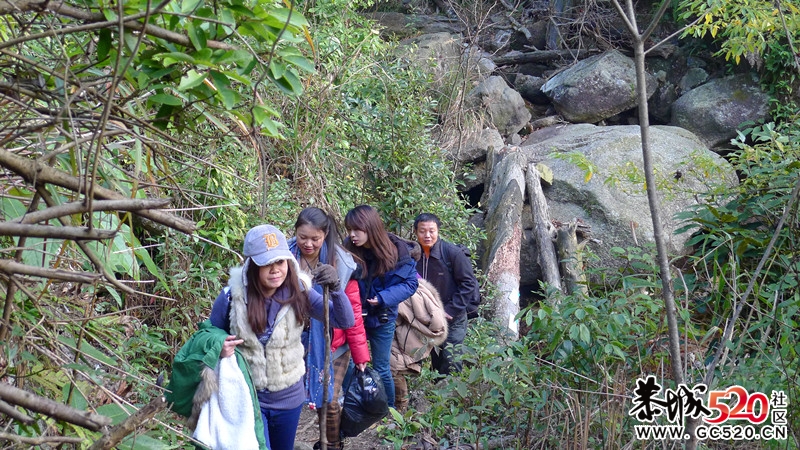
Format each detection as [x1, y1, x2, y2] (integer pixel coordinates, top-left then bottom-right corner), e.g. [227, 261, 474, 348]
[676, 120, 800, 438]
[379, 245, 691, 448]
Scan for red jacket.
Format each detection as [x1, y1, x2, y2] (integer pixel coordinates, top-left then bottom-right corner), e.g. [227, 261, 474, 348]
[331, 279, 370, 365]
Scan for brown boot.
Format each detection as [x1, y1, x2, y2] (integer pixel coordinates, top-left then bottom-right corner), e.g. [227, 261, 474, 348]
[393, 371, 409, 413]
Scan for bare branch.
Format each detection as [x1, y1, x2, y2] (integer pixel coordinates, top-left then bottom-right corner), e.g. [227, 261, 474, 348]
[0, 259, 102, 283]
[35, 186, 138, 295]
[0, 432, 83, 445]
[0, 148, 195, 234]
[0, 398, 34, 424]
[641, 0, 672, 42]
[609, 0, 637, 37]
[492, 49, 597, 66]
[88, 396, 167, 450]
[645, 14, 704, 56]
[0, 383, 112, 431]
[0, 223, 117, 240]
[14, 198, 172, 224]
[0, 0, 237, 51]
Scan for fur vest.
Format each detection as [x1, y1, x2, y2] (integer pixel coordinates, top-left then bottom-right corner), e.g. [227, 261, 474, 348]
[228, 267, 305, 392]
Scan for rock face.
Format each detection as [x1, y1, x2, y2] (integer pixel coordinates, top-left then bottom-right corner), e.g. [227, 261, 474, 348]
[670, 74, 771, 148]
[465, 76, 532, 136]
[541, 50, 657, 123]
[518, 124, 738, 279]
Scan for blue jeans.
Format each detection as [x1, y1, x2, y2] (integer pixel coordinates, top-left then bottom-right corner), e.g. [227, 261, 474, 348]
[366, 321, 396, 407]
[261, 405, 302, 450]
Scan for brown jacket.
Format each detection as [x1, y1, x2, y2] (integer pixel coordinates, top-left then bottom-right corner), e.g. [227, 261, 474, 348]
[390, 278, 449, 374]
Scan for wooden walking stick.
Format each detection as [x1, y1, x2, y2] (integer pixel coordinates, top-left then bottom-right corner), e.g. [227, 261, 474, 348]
[320, 285, 332, 450]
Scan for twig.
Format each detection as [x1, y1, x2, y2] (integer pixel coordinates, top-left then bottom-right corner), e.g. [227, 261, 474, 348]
[774, 0, 800, 73]
[88, 396, 167, 450]
[14, 199, 172, 224]
[702, 174, 800, 386]
[0, 223, 117, 240]
[0, 259, 101, 283]
[0, 432, 84, 445]
[0, 383, 112, 431]
[0, 148, 195, 233]
[0, 399, 34, 424]
[0, 0, 237, 51]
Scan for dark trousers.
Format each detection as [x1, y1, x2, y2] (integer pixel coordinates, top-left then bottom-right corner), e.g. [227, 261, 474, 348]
[431, 313, 467, 375]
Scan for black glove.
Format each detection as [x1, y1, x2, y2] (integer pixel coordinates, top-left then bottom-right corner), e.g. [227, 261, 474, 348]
[312, 264, 341, 291]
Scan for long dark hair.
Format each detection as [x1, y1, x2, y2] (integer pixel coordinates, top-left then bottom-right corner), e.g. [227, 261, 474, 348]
[244, 260, 308, 330]
[294, 207, 340, 269]
[344, 205, 397, 277]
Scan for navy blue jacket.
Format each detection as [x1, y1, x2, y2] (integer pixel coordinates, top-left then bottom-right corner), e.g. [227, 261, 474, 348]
[356, 235, 418, 329]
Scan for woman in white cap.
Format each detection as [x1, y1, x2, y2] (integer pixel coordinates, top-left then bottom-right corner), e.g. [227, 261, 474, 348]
[208, 224, 355, 450]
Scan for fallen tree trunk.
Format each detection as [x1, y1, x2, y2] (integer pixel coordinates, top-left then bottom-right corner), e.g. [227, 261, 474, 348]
[492, 49, 596, 66]
[482, 146, 527, 340]
[525, 163, 561, 295]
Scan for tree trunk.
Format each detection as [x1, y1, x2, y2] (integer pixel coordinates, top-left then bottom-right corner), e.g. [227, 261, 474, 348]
[525, 163, 561, 295]
[546, 0, 574, 50]
[555, 221, 587, 297]
[482, 146, 527, 340]
[608, 0, 694, 447]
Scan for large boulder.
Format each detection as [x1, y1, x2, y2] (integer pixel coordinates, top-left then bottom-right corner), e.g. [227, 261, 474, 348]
[518, 124, 737, 279]
[447, 127, 504, 163]
[514, 74, 549, 105]
[465, 76, 532, 136]
[398, 32, 462, 87]
[541, 50, 657, 123]
[670, 73, 771, 148]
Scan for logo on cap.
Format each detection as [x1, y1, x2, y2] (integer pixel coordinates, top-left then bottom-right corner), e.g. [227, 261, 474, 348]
[263, 233, 279, 249]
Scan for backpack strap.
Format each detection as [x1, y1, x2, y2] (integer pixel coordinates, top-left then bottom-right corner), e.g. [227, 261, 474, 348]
[440, 240, 454, 277]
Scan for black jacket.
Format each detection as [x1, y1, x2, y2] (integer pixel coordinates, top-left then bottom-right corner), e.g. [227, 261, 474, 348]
[415, 239, 478, 318]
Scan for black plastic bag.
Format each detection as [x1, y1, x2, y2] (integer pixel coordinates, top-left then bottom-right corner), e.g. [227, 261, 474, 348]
[340, 366, 389, 437]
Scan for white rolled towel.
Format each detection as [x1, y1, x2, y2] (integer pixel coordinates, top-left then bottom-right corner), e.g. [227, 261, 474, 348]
[193, 355, 259, 450]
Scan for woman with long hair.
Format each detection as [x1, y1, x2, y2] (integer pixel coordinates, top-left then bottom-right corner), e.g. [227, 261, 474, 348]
[208, 224, 354, 450]
[288, 207, 370, 449]
[343, 205, 418, 408]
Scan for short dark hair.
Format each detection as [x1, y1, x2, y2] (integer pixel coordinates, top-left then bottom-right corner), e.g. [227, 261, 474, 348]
[413, 213, 441, 231]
